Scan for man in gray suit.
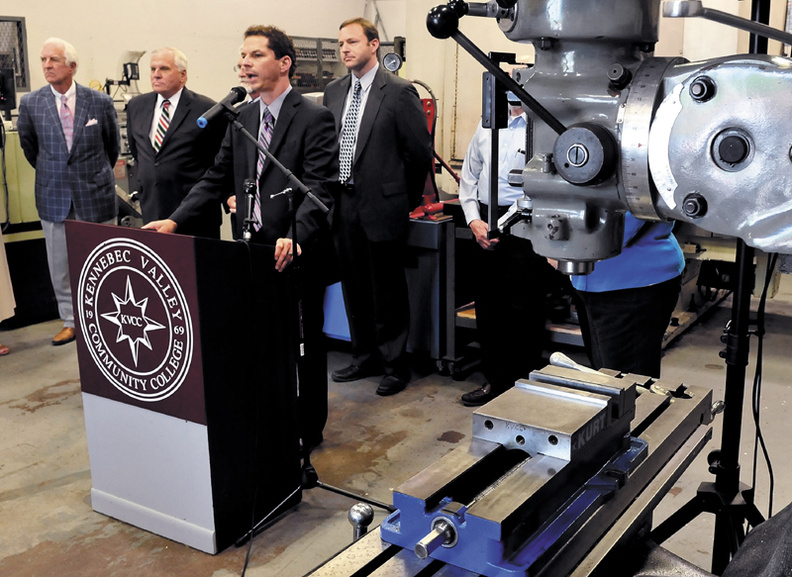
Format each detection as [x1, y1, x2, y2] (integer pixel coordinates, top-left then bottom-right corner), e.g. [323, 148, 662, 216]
[323, 18, 432, 396]
[126, 47, 227, 238]
[17, 37, 120, 346]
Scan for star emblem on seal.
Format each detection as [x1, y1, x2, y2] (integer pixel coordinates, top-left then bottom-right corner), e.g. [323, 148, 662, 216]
[101, 276, 166, 366]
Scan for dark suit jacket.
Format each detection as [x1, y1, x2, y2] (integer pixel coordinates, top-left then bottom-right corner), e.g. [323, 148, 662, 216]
[17, 82, 120, 223]
[323, 67, 432, 242]
[171, 88, 337, 254]
[126, 87, 227, 237]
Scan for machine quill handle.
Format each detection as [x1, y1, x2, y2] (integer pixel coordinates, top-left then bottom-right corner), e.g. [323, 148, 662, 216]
[414, 518, 457, 559]
[426, 4, 566, 135]
[549, 351, 602, 375]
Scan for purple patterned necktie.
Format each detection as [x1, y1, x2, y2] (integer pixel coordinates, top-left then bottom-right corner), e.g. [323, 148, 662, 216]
[253, 107, 274, 232]
[60, 95, 73, 152]
[153, 100, 171, 153]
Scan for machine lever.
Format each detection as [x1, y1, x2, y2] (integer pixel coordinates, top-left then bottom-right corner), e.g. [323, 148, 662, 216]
[427, 3, 567, 135]
[664, 1, 792, 46]
[348, 503, 375, 542]
[549, 351, 602, 375]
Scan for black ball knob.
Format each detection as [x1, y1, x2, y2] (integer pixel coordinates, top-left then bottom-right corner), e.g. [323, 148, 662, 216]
[427, 5, 460, 39]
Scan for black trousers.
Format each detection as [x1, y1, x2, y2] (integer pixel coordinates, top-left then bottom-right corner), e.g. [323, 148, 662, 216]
[335, 216, 410, 379]
[471, 211, 555, 394]
[574, 275, 682, 378]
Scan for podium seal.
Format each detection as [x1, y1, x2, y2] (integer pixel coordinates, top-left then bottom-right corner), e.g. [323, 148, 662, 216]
[76, 237, 194, 402]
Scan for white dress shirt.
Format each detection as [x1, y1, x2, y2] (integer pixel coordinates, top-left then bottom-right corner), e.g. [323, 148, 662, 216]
[149, 88, 183, 146]
[458, 111, 527, 225]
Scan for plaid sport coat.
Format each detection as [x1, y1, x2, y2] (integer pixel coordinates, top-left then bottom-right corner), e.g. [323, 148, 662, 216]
[17, 82, 120, 223]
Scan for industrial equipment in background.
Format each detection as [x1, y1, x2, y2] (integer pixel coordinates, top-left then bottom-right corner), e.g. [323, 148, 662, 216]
[103, 50, 146, 228]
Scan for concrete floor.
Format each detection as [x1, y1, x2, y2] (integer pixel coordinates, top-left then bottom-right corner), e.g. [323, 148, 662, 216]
[1, 277, 791, 577]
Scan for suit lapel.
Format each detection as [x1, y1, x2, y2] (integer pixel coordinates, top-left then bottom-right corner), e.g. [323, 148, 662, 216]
[354, 70, 385, 165]
[330, 75, 351, 132]
[70, 84, 90, 154]
[140, 94, 156, 151]
[160, 89, 191, 151]
[266, 90, 297, 161]
[244, 101, 260, 177]
[40, 89, 64, 148]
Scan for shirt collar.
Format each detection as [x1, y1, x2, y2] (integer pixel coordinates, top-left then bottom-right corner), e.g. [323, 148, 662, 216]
[156, 87, 184, 109]
[509, 112, 527, 128]
[50, 81, 76, 100]
[259, 85, 291, 122]
[353, 61, 378, 92]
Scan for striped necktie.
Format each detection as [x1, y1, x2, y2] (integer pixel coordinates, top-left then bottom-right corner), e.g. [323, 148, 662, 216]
[339, 79, 361, 184]
[253, 107, 274, 232]
[153, 100, 171, 153]
[60, 95, 73, 152]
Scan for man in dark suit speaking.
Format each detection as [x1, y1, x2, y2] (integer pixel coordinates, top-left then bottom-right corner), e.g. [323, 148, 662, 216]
[17, 37, 120, 347]
[144, 26, 337, 453]
[323, 18, 432, 396]
[126, 47, 227, 238]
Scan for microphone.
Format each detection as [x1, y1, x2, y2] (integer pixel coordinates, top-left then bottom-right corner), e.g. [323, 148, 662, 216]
[197, 86, 247, 128]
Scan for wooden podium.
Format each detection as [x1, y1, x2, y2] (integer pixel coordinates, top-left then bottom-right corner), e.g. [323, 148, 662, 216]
[66, 221, 302, 553]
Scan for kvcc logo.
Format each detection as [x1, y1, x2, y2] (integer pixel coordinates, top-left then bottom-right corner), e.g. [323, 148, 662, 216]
[77, 238, 193, 402]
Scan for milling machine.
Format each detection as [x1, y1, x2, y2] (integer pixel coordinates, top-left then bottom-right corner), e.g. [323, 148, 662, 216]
[311, 1, 792, 575]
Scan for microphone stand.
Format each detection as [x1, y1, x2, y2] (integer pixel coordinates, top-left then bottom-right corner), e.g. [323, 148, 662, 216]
[241, 178, 256, 243]
[219, 106, 391, 549]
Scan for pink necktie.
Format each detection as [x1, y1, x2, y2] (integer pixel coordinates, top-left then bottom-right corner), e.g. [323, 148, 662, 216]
[60, 95, 73, 152]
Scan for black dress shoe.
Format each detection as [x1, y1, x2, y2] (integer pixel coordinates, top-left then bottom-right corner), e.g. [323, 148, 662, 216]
[376, 375, 407, 396]
[461, 383, 494, 407]
[331, 363, 383, 383]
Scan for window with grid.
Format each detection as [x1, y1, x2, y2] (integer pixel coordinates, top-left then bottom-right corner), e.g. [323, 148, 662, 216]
[0, 17, 29, 92]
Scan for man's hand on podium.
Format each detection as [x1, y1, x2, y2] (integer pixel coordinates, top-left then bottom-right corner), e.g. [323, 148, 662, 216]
[274, 238, 301, 273]
[142, 219, 178, 234]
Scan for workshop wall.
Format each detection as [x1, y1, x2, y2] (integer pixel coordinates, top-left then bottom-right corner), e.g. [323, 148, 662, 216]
[4, 0, 370, 104]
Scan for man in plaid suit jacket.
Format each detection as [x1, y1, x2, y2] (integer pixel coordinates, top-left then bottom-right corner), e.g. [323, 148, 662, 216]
[17, 37, 120, 346]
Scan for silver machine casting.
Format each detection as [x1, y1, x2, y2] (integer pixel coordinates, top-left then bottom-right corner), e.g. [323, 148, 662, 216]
[428, 0, 792, 274]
